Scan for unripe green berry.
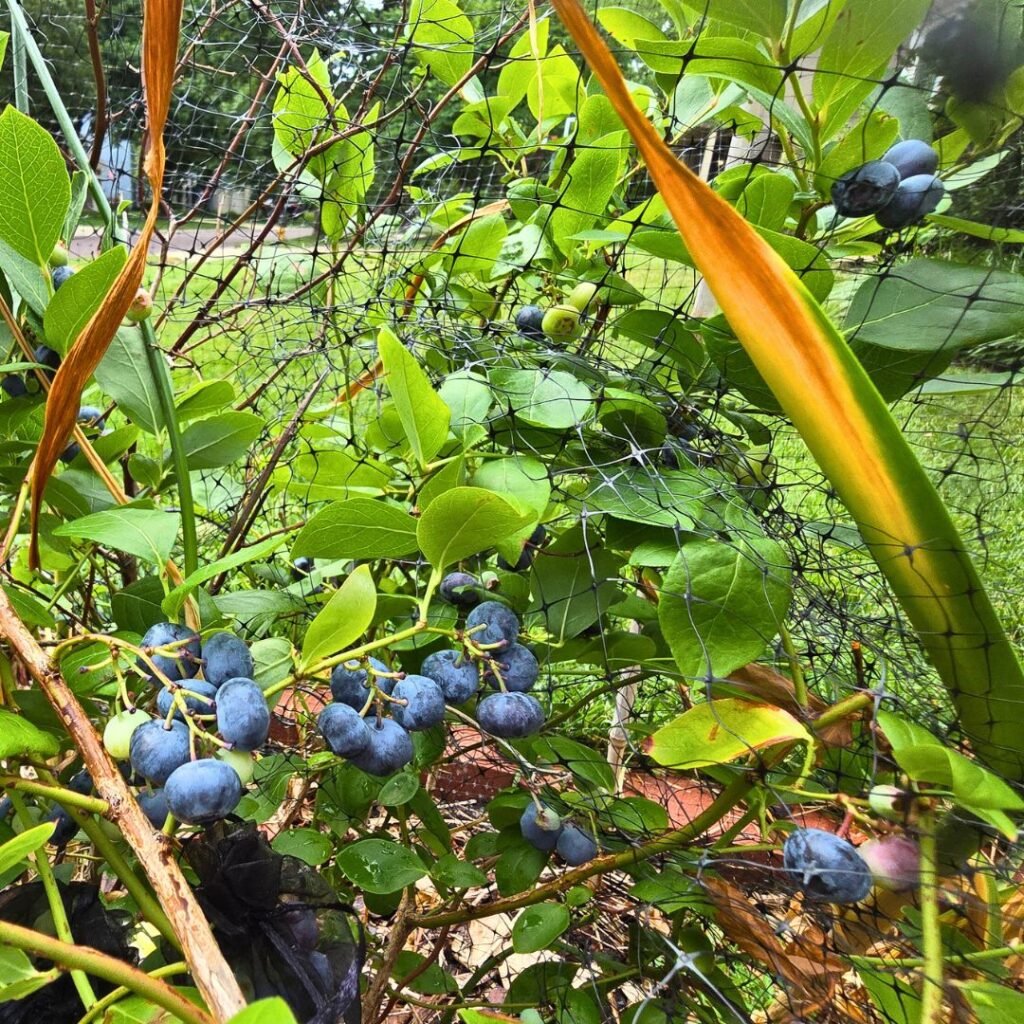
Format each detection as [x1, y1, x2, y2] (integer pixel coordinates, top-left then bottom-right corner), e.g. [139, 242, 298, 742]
[217, 747, 256, 786]
[125, 288, 154, 323]
[49, 243, 69, 268]
[103, 708, 152, 760]
[868, 784, 909, 821]
[541, 304, 581, 339]
[567, 281, 600, 312]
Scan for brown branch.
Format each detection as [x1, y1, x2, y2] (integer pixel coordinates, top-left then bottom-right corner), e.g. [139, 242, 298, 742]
[0, 592, 247, 1020]
[83, 0, 108, 171]
[363, 891, 416, 1022]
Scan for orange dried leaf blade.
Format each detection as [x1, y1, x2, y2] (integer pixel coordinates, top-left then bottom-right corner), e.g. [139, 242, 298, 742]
[29, 0, 185, 567]
[551, 0, 1024, 778]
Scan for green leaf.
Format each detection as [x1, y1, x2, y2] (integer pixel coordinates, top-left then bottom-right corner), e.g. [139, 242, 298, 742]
[959, 980, 1024, 1024]
[409, 0, 475, 86]
[683, 0, 787, 38]
[658, 538, 792, 679]
[488, 368, 593, 430]
[378, 771, 420, 807]
[495, 839, 547, 896]
[227, 998, 301, 1024]
[470, 457, 550, 517]
[550, 136, 624, 253]
[878, 711, 1024, 818]
[0, 107, 70, 265]
[377, 327, 450, 467]
[272, 50, 333, 172]
[2, 585, 55, 629]
[417, 486, 534, 568]
[447, 213, 507, 276]
[300, 564, 377, 668]
[512, 902, 571, 953]
[0, 823, 55, 875]
[647, 698, 811, 769]
[813, 0, 931, 141]
[845, 259, 1024, 354]
[581, 466, 709, 528]
[336, 838, 426, 893]
[859, 967, 920, 1024]
[431, 852, 487, 889]
[271, 827, 334, 865]
[176, 379, 235, 421]
[292, 499, 419, 560]
[0, 947, 59, 1003]
[252, 637, 294, 691]
[0, 235, 49, 314]
[53, 507, 179, 566]
[162, 534, 289, 619]
[180, 412, 264, 470]
[44, 246, 127, 355]
[439, 371, 493, 441]
[95, 327, 165, 434]
[0, 708, 59, 758]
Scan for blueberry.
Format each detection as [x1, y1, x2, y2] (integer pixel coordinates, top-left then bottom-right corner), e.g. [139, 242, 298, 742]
[465, 601, 519, 650]
[330, 657, 391, 709]
[201, 632, 254, 688]
[515, 304, 546, 342]
[1, 375, 27, 399]
[477, 691, 545, 738]
[129, 719, 191, 785]
[520, 802, 563, 851]
[278, 906, 319, 951]
[881, 139, 938, 180]
[164, 758, 243, 824]
[156, 679, 218, 721]
[421, 649, 479, 704]
[138, 789, 170, 829]
[831, 160, 900, 217]
[556, 824, 598, 866]
[318, 703, 371, 757]
[215, 678, 270, 751]
[47, 807, 79, 847]
[391, 675, 446, 731]
[348, 718, 414, 777]
[51, 265, 74, 291]
[782, 827, 872, 903]
[875, 174, 945, 229]
[77, 405, 106, 428]
[0, 797, 11, 820]
[438, 571, 482, 607]
[485, 643, 539, 692]
[292, 556, 314, 580]
[139, 622, 202, 683]
[33, 344, 61, 381]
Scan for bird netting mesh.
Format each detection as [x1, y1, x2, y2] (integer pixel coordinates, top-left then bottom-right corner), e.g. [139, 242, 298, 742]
[1, 0, 1023, 1022]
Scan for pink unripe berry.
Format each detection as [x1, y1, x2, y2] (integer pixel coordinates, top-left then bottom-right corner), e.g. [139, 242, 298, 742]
[859, 836, 921, 891]
[126, 288, 154, 323]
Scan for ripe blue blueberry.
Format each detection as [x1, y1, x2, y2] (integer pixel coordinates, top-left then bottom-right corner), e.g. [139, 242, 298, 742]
[477, 691, 545, 738]
[291, 556, 314, 579]
[330, 656, 392, 708]
[1, 375, 27, 399]
[215, 677, 270, 750]
[138, 789, 169, 829]
[557, 824, 598, 866]
[831, 160, 900, 217]
[486, 643, 539, 692]
[497, 524, 546, 572]
[139, 622, 202, 683]
[465, 601, 520, 650]
[520, 802, 563, 851]
[391, 675, 446, 731]
[319, 703, 371, 757]
[33, 344, 61, 381]
[421, 649, 479, 703]
[46, 770, 93, 846]
[439, 571, 482, 607]
[201, 632, 254, 688]
[349, 718, 414, 776]
[881, 139, 938, 180]
[164, 758, 244, 824]
[875, 174, 945, 229]
[51, 265, 74, 290]
[129, 719, 191, 785]
[61, 406, 108, 462]
[156, 678, 218, 721]
[515, 304, 546, 342]
[782, 827, 872, 903]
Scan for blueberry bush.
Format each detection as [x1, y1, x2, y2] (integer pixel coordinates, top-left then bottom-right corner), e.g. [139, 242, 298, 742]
[1, 1, 1024, 1022]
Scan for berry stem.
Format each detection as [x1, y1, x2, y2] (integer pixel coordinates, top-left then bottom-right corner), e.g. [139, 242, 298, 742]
[0, 776, 108, 816]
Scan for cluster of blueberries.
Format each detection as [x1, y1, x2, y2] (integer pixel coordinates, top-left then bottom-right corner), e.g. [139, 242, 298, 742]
[101, 622, 267, 827]
[318, 571, 545, 777]
[831, 139, 945, 229]
[520, 801, 598, 866]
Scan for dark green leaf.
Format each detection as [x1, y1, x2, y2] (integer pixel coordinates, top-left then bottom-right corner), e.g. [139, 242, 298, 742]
[0, 708, 59, 758]
[53, 507, 179, 565]
[95, 327, 165, 434]
[181, 412, 264, 470]
[300, 564, 376, 668]
[512, 902, 570, 953]
[292, 499, 418, 560]
[336, 838, 427, 893]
